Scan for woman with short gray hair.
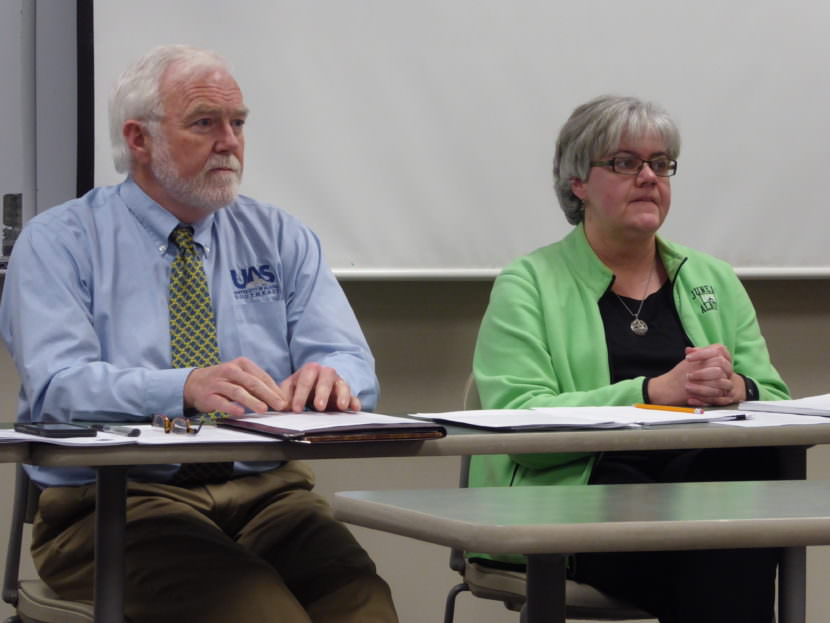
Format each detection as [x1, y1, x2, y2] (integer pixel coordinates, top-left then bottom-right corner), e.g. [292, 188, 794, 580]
[471, 94, 788, 622]
[554, 95, 681, 225]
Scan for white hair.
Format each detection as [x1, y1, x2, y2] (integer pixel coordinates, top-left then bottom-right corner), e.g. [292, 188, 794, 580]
[553, 95, 681, 225]
[109, 44, 232, 173]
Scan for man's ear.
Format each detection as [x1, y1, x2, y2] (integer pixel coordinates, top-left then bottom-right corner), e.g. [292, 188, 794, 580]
[123, 120, 151, 165]
[570, 177, 587, 201]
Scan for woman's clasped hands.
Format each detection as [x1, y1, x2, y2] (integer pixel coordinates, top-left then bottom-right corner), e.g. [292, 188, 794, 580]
[648, 344, 746, 407]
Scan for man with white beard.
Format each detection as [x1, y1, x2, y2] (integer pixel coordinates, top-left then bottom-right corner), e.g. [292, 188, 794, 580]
[0, 44, 397, 623]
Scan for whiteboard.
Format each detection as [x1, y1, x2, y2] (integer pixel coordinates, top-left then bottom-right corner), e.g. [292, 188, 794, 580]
[92, 1, 830, 277]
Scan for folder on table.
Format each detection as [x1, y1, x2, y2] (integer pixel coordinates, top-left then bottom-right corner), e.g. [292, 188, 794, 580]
[217, 411, 445, 443]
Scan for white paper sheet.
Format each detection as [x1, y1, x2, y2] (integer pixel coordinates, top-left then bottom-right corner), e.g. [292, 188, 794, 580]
[415, 406, 746, 430]
[714, 411, 830, 427]
[0, 429, 137, 446]
[227, 411, 425, 433]
[739, 393, 830, 417]
[133, 423, 282, 445]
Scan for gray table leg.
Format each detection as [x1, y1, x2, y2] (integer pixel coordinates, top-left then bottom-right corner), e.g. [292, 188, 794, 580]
[94, 466, 127, 623]
[525, 554, 566, 623]
[779, 547, 806, 623]
[778, 446, 807, 623]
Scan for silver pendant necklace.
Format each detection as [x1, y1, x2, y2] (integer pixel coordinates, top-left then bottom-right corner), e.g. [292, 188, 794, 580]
[615, 262, 655, 336]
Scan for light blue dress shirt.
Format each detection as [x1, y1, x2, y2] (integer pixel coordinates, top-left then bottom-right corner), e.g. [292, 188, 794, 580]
[0, 178, 378, 486]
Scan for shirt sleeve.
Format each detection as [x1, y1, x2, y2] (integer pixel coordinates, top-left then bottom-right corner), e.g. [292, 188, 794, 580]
[0, 220, 189, 423]
[279, 220, 379, 411]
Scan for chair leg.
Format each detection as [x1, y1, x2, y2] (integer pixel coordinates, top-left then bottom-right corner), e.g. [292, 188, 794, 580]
[444, 582, 470, 623]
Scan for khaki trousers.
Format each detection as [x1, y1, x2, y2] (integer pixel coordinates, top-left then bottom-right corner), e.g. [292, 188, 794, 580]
[32, 461, 398, 623]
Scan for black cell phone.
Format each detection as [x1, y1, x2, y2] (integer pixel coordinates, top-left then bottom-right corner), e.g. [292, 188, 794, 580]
[14, 422, 97, 438]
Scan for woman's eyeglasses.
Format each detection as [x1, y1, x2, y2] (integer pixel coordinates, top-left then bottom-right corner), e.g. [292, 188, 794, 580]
[591, 155, 678, 177]
[151, 414, 203, 435]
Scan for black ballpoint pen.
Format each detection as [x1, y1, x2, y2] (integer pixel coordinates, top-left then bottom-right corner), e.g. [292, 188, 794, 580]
[92, 424, 141, 437]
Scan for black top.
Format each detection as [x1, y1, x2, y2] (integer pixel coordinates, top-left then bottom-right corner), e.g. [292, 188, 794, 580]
[595, 278, 696, 481]
[598, 278, 692, 383]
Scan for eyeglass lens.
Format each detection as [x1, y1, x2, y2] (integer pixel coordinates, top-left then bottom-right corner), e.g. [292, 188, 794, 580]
[613, 155, 676, 177]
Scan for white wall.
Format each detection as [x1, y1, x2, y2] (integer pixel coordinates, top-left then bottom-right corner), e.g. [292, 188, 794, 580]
[91, 0, 830, 276]
[1, 278, 829, 622]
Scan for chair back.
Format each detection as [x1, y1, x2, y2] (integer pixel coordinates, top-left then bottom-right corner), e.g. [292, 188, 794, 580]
[446, 374, 655, 621]
[448, 375, 478, 573]
[2, 464, 94, 623]
[3, 465, 36, 606]
[462, 374, 481, 410]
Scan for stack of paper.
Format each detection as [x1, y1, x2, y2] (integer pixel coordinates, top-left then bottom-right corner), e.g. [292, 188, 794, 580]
[739, 394, 830, 417]
[414, 406, 745, 431]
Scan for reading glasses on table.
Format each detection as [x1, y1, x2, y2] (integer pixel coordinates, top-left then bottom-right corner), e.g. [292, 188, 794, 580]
[151, 414, 203, 435]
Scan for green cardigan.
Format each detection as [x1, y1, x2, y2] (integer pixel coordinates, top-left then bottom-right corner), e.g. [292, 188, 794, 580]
[471, 224, 790, 494]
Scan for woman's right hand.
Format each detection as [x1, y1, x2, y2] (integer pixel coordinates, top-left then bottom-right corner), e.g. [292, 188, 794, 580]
[648, 345, 741, 407]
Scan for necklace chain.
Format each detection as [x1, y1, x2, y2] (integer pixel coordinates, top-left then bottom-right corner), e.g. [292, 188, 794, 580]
[614, 261, 656, 336]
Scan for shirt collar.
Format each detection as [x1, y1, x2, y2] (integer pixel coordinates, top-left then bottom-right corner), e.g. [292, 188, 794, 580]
[119, 177, 218, 256]
[563, 223, 690, 294]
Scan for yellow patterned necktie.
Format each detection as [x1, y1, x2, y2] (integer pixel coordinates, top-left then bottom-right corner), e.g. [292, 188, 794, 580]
[169, 226, 221, 369]
[168, 226, 233, 484]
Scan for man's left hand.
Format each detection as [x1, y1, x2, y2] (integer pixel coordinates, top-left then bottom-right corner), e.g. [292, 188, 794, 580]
[279, 362, 362, 413]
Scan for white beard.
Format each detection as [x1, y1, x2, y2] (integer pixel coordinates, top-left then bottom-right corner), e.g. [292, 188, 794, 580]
[151, 136, 242, 213]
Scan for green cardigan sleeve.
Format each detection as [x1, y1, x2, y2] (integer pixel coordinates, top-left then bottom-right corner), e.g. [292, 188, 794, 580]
[714, 273, 789, 401]
[473, 263, 644, 470]
[474, 269, 645, 409]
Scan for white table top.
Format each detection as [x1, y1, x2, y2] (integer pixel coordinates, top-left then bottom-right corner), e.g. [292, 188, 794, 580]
[334, 480, 830, 555]
[21, 420, 830, 467]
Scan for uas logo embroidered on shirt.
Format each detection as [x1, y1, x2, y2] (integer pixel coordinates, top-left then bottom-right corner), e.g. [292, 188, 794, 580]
[231, 264, 280, 302]
[689, 285, 718, 313]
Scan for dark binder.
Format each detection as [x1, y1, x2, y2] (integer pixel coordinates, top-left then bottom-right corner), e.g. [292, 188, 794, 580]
[217, 412, 446, 444]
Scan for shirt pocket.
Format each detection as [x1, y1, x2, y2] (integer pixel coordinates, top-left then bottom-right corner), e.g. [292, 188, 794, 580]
[227, 297, 292, 379]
